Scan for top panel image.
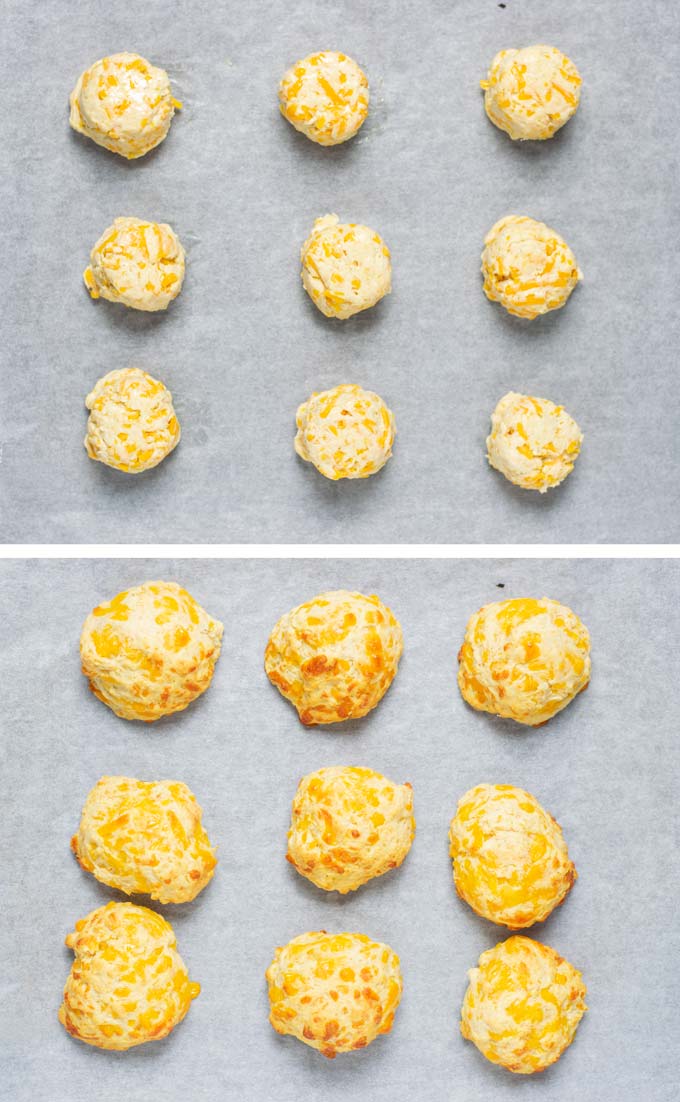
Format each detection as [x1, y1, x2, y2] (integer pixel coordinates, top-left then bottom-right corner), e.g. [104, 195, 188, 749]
[3, 0, 678, 543]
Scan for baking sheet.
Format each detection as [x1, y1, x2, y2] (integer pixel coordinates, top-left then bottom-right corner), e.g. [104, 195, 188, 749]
[0, 557, 677, 1101]
[2, 0, 679, 543]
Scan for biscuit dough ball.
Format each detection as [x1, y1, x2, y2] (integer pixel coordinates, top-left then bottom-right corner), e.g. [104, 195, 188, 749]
[460, 936, 587, 1074]
[295, 384, 395, 480]
[266, 931, 402, 1058]
[279, 51, 369, 146]
[265, 590, 403, 726]
[84, 368, 181, 473]
[487, 392, 582, 492]
[449, 784, 575, 928]
[72, 776, 217, 903]
[481, 215, 581, 320]
[301, 214, 391, 319]
[457, 597, 590, 726]
[59, 902, 199, 1050]
[287, 766, 414, 893]
[481, 45, 581, 141]
[84, 217, 185, 311]
[69, 52, 180, 159]
[80, 580, 223, 722]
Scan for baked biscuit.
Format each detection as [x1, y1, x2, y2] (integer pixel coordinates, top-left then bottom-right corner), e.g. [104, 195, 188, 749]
[481, 215, 581, 319]
[287, 766, 414, 893]
[83, 217, 185, 311]
[301, 214, 391, 319]
[457, 597, 590, 726]
[80, 580, 223, 722]
[487, 392, 582, 492]
[72, 776, 217, 903]
[265, 589, 403, 725]
[266, 931, 402, 1057]
[59, 902, 199, 1050]
[84, 368, 180, 473]
[449, 784, 575, 927]
[70, 52, 180, 158]
[279, 51, 368, 145]
[460, 936, 587, 1073]
[481, 45, 581, 141]
[295, 384, 396, 480]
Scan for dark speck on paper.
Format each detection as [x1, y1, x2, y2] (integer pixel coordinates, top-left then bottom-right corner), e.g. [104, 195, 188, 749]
[496, 583, 505, 588]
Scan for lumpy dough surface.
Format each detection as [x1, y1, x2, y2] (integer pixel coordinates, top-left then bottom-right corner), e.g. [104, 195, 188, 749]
[295, 384, 395, 480]
[300, 214, 391, 319]
[449, 784, 575, 927]
[264, 589, 403, 726]
[83, 217, 185, 311]
[487, 392, 582, 492]
[266, 931, 402, 1058]
[72, 776, 217, 903]
[80, 580, 223, 722]
[481, 215, 581, 319]
[287, 766, 415, 893]
[59, 902, 199, 1050]
[84, 368, 180, 473]
[457, 597, 590, 726]
[69, 52, 180, 158]
[481, 45, 581, 141]
[461, 936, 587, 1074]
[279, 51, 368, 146]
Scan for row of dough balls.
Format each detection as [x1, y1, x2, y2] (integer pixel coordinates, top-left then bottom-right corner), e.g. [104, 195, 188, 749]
[79, 582, 591, 727]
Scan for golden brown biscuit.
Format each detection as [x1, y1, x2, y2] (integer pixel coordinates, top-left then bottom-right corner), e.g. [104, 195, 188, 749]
[264, 589, 403, 725]
[300, 215, 392, 319]
[481, 46, 581, 141]
[457, 597, 590, 726]
[481, 215, 581, 320]
[460, 936, 587, 1073]
[72, 776, 217, 903]
[287, 766, 414, 893]
[266, 931, 402, 1057]
[449, 784, 575, 927]
[84, 368, 181, 473]
[80, 580, 223, 722]
[279, 51, 368, 145]
[83, 217, 185, 311]
[295, 384, 396, 480]
[59, 902, 199, 1050]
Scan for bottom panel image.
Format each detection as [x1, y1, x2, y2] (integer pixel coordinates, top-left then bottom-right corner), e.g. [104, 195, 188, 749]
[1, 559, 678, 1102]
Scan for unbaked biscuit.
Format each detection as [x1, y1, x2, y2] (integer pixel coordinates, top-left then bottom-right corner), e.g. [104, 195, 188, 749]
[460, 936, 587, 1073]
[80, 580, 223, 722]
[449, 784, 575, 927]
[287, 766, 414, 892]
[300, 214, 391, 319]
[279, 51, 368, 145]
[59, 902, 199, 1050]
[457, 597, 590, 726]
[481, 45, 581, 141]
[266, 931, 402, 1057]
[481, 215, 581, 319]
[83, 217, 185, 311]
[72, 776, 217, 903]
[84, 368, 180, 473]
[295, 384, 395, 480]
[487, 392, 582, 492]
[265, 589, 403, 725]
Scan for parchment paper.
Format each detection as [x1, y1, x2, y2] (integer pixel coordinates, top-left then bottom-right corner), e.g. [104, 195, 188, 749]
[1, 558, 677, 1101]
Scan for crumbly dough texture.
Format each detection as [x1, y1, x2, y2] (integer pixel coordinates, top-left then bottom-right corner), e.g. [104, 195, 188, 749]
[295, 384, 396, 480]
[266, 931, 402, 1058]
[481, 45, 581, 141]
[69, 52, 180, 159]
[84, 217, 185, 311]
[59, 902, 199, 1050]
[80, 580, 223, 722]
[287, 766, 415, 893]
[84, 368, 180, 473]
[487, 392, 582, 492]
[301, 214, 392, 319]
[279, 51, 368, 146]
[72, 776, 217, 903]
[265, 589, 403, 726]
[481, 215, 581, 319]
[460, 936, 587, 1074]
[449, 784, 575, 928]
[457, 597, 590, 726]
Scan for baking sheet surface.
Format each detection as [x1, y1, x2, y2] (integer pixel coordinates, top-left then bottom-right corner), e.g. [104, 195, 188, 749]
[1, 558, 678, 1101]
